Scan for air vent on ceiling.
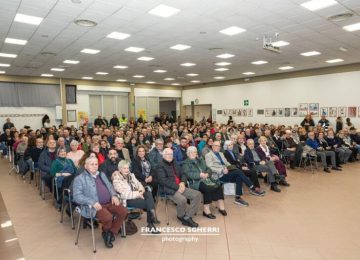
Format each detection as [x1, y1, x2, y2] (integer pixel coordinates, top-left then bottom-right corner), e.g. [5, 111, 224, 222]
[74, 19, 97, 27]
[208, 47, 223, 51]
[328, 12, 353, 22]
[149, 64, 161, 68]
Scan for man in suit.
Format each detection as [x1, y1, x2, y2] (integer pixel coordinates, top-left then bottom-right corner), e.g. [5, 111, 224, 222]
[205, 141, 264, 207]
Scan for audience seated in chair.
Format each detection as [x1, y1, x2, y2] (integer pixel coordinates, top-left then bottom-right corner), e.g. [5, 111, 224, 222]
[112, 160, 160, 234]
[73, 157, 128, 248]
[244, 139, 282, 192]
[157, 148, 202, 228]
[183, 146, 227, 219]
[39, 139, 57, 191]
[205, 140, 265, 207]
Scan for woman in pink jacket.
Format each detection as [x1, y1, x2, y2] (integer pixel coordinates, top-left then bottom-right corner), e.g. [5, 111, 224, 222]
[112, 160, 160, 234]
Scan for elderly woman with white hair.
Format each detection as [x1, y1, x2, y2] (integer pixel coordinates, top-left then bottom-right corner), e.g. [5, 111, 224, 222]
[182, 146, 226, 218]
[66, 139, 85, 168]
[112, 160, 160, 233]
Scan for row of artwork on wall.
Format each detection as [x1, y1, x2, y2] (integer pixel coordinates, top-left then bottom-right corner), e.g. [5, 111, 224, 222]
[218, 105, 360, 118]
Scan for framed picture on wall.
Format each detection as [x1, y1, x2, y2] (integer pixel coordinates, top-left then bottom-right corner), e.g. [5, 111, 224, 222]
[320, 107, 328, 116]
[299, 103, 308, 117]
[329, 107, 337, 117]
[277, 108, 284, 117]
[338, 107, 346, 117]
[309, 103, 319, 117]
[237, 109, 242, 117]
[217, 110, 223, 115]
[257, 109, 264, 115]
[247, 108, 253, 117]
[67, 110, 77, 122]
[242, 108, 247, 117]
[290, 107, 298, 117]
[358, 107, 360, 117]
[65, 84, 77, 104]
[284, 108, 290, 117]
[348, 106, 357, 117]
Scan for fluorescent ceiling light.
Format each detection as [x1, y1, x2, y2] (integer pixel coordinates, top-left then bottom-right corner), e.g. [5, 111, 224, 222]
[170, 44, 191, 50]
[148, 4, 180, 18]
[215, 68, 229, 71]
[82, 77, 93, 80]
[125, 47, 144, 53]
[41, 74, 53, 77]
[0, 71, 5, 74]
[186, 73, 199, 77]
[191, 80, 201, 83]
[252, 60, 268, 65]
[96, 72, 108, 75]
[106, 32, 130, 40]
[301, 0, 338, 11]
[51, 68, 64, 71]
[63, 60, 79, 64]
[216, 53, 235, 59]
[116, 79, 126, 82]
[326, 58, 344, 63]
[81, 48, 100, 54]
[0, 53, 17, 58]
[137, 56, 154, 61]
[242, 72, 255, 75]
[164, 78, 175, 81]
[180, 62, 196, 67]
[171, 83, 180, 86]
[343, 22, 360, 32]
[133, 75, 144, 78]
[154, 70, 167, 73]
[219, 26, 246, 36]
[301, 51, 321, 56]
[5, 38, 27, 45]
[146, 81, 156, 84]
[279, 66, 294, 70]
[272, 41, 290, 47]
[214, 76, 225, 79]
[113, 65, 128, 69]
[14, 13, 43, 25]
[0, 63, 10, 67]
[215, 62, 232, 66]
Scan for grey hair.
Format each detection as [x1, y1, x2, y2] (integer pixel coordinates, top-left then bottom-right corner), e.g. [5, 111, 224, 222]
[85, 156, 98, 165]
[186, 146, 198, 157]
[115, 137, 124, 144]
[70, 139, 79, 146]
[162, 148, 173, 158]
[223, 140, 233, 151]
[155, 138, 164, 144]
[57, 147, 67, 155]
[118, 160, 130, 170]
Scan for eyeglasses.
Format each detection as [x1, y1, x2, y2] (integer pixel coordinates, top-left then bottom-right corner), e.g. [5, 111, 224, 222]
[213, 145, 220, 147]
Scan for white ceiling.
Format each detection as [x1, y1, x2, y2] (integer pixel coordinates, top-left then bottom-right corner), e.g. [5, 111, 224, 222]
[0, 0, 360, 86]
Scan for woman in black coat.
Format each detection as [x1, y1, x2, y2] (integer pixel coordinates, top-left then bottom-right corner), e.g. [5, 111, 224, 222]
[131, 145, 158, 199]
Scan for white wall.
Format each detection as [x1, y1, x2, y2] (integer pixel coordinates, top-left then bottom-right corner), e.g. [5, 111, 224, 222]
[0, 107, 58, 130]
[182, 71, 360, 127]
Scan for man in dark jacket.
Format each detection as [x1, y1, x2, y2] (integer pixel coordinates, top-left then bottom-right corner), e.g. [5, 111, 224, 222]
[99, 148, 120, 181]
[3, 118, 14, 132]
[157, 148, 201, 228]
[38, 139, 57, 191]
[109, 114, 120, 128]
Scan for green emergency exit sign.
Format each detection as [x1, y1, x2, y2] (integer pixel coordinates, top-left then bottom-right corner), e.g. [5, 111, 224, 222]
[244, 100, 249, 106]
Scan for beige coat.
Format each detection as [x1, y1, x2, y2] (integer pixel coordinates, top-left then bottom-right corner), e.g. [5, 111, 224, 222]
[112, 171, 145, 200]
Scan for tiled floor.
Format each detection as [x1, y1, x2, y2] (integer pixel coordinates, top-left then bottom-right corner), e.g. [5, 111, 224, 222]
[1, 158, 360, 260]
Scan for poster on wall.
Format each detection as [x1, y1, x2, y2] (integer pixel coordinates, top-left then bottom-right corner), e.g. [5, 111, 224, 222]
[137, 109, 147, 120]
[290, 108, 298, 117]
[338, 107, 346, 117]
[348, 106, 357, 117]
[237, 109, 242, 117]
[242, 108, 247, 117]
[284, 108, 290, 117]
[232, 109, 237, 116]
[329, 107, 337, 117]
[77, 111, 89, 126]
[298, 103, 308, 117]
[309, 103, 319, 116]
[217, 110, 223, 115]
[320, 107, 328, 116]
[247, 108, 253, 117]
[277, 108, 284, 117]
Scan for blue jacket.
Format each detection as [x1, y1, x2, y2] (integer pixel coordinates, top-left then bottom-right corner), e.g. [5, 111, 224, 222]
[306, 138, 320, 150]
[326, 137, 340, 148]
[174, 146, 187, 166]
[243, 148, 261, 168]
[73, 170, 117, 218]
[148, 148, 163, 170]
[38, 148, 56, 176]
